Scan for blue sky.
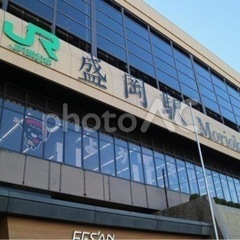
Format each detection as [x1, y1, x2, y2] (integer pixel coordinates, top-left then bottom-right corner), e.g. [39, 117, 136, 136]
[144, 0, 240, 74]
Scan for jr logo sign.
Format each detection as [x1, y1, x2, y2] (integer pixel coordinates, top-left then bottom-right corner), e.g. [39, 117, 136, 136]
[3, 21, 60, 65]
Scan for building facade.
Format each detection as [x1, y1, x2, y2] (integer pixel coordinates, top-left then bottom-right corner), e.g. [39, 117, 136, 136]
[0, 0, 239, 239]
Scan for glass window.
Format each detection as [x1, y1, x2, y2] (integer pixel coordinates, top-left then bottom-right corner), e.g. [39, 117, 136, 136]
[22, 107, 45, 158]
[156, 59, 178, 79]
[126, 29, 151, 52]
[44, 117, 63, 163]
[97, 35, 126, 61]
[128, 53, 155, 77]
[194, 62, 211, 80]
[176, 61, 195, 79]
[96, 10, 124, 35]
[200, 85, 217, 102]
[96, 0, 122, 23]
[206, 169, 216, 197]
[220, 106, 236, 123]
[153, 48, 175, 67]
[142, 147, 157, 186]
[197, 74, 214, 91]
[157, 70, 181, 91]
[154, 151, 167, 188]
[186, 162, 199, 194]
[178, 72, 198, 90]
[83, 133, 99, 172]
[220, 173, 231, 201]
[215, 86, 229, 101]
[64, 122, 82, 167]
[196, 165, 206, 196]
[166, 155, 179, 191]
[227, 176, 238, 203]
[115, 138, 130, 180]
[211, 74, 226, 90]
[56, 12, 91, 42]
[4, 98, 24, 113]
[176, 159, 190, 193]
[11, 0, 54, 21]
[97, 22, 125, 46]
[129, 143, 144, 183]
[212, 171, 224, 199]
[181, 84, 200, 102]
[125, 16, 149, 40]
[217, 96, 232, 110]
[100, 133, 115, 176]
[151, 34, 173, 56]
[173, 48, 192, 68]
[127, 40, 153, 64]
[0, 108, 23, 152]
[227, 84, 239, 99]
[202, 96, 220, 114]
[234, 178, 240, 203]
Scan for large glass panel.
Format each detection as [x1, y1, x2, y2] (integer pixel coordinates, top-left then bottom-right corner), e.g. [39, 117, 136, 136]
[22, 107, 45, 158]
[234, 178, 240, 203]
[176, 159, 190, 193]
[96, 0, 122, 23]
[129, 143, 144, 183]
[11, 0, 54, 21]
[154, 151, 168, 188]
[115, 138, 130, 180]
[97, 22, 125, 46]
[97, 35, 126, 61]
[44, 116, 63, 163]
[127, 40, 153, 64]
[195, 165, 206, 196]
[206, 169, 216, 197]
[56, 12, 91, 42]
[181, 84, 200, 102]
[151, 34, 172, 56]
[194, 62, 211, 81]
[157, 70, 181, 91]
[126, 29, 151, 52]
[83, 131, 99, 172]
[227, 176, 238, 203]
[186, 162, 199, 194]
[128, 53, 155, 77]
[220, 173, 231, 201]
[100, 133, 115, 176]
[166, 155, 179, 191]
[202, 96, 220, 114]
[156, 59, 178, 79]
[142, 147, 157, 186]
[153, 46, 175, 67]
[0, 108, 23, 152]
[173, 48, 192, 68]
[64, 122, 82, 167]
[125, 16, 149, 40]
[212, 171, 224, 199]
[176, 61, 195, 79]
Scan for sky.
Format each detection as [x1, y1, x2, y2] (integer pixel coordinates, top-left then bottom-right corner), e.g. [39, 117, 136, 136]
[143, 0, 240, 74]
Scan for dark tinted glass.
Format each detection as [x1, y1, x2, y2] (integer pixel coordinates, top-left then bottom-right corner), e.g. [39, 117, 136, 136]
[11, 0, 54, 21]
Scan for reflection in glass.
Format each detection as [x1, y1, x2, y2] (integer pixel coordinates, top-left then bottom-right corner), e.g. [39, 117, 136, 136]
[64, 123, 82, 167]
[166, 155, 179, 191]
[129, 143, 144, 183]
[44, 117, 63, 163]
[115, 138, 130, 180]
[142, 147, 156, 186]
[196, 165, 206, 196]
[177, 159, 190, 193]
[220, 174, 231, 201]
[0, 108, 23, 152]
[186, 162, 199, 194]
[83, 135, 99, 172]
[100, 133, 115, 176]
[154, 151, 167, 188]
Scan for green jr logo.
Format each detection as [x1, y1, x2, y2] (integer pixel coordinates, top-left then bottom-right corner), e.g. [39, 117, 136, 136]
[3, 21, 60, 65]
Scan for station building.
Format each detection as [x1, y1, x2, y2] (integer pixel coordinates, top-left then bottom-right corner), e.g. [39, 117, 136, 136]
[0, 0, 240, 239]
